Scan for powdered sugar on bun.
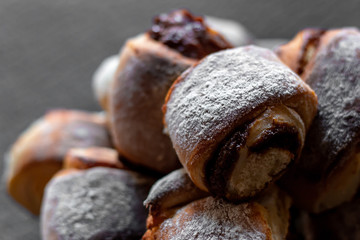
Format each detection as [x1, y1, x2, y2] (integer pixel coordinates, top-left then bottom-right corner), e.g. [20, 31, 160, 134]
[164, 46, 317, 193]
[41, 167, 155, 240]
[144, 168, 209, 215]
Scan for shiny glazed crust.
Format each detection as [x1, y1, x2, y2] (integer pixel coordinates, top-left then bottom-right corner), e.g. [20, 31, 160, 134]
[109, 33, 196, 174]
[4, 110, 111, 215]
[164, 46, 317, 201]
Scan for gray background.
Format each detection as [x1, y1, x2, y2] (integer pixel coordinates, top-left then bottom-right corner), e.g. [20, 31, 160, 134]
[1, 0, 360, 239]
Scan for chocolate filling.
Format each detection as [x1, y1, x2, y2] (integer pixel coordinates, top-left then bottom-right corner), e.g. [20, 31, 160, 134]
[297, 29, 326, 75]
[205, 122, 300, 198]
[149, 9, 232, 59]
[250, 123, 300, 156]
[205, 124, 250, 197]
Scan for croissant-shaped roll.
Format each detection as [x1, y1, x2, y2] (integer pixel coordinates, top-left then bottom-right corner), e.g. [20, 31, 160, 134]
[164, 46, 317, 201]
[4, 109, 112, 215]
[41, 167, 155, 240]
[63, 147, 125, 170]
[143, 169, 292, 240]
[108, 9, 232, 174]
[276, 28, 360, 213]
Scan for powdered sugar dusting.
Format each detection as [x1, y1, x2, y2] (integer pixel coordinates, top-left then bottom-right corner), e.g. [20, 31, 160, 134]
[297, 30, 360, 177]
[41, 167, 154, 239]
[157, 197, 269, 240]
[165, 46, 308, 162]
[144, 168, 209, 212]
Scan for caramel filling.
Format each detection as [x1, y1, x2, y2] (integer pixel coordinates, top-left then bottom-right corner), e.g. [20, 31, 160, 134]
[149, 9, 232, 59]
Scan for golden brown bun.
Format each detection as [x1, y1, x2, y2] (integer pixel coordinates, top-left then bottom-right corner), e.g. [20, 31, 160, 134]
[143, 170, 291, 240]
[276, 28, 360, 213]
[108, 33, 196, 174]
[63, 146, 125, 170]
[164, 46, 317, 201]
[41, 167, 155, 240]
[4, 109, 111, 215]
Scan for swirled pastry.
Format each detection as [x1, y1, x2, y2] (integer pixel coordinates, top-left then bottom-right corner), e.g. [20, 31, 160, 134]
[164, 46, 317, 201]
[143, 169, 291, 240]
[276, 28, 360, 212]
[109, 9, 232, 173]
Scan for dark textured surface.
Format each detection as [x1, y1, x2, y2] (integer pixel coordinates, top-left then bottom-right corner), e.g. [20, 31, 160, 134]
[41, 168, 153, 240]
[1, 1, 360, 239]
[299, 30, 360, 180]
[308, 197, 360, 239]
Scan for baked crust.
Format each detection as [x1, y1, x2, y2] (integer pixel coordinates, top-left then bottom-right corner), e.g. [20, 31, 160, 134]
[277, 28, 360, 212]
[41, 167, 155, 240]
[143, 170, 291, 240]
[144, 168, 209, 227]
[108, 33, 196, 174]
[5, 109, 111, 214]
[164, 46, 317, 201]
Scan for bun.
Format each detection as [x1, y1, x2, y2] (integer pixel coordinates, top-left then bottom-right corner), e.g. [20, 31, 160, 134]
[92, 14, 252, 111]
[143, 169, 291, 240]
[276, 28, 360, 212]
[4, 109, 111, 214]
[41, 167, 155, 240]
[144, 168, 209, 227]
[164, 46, 317, 201]
[92, 55, 119, 110]
[109, 9, 232, 173]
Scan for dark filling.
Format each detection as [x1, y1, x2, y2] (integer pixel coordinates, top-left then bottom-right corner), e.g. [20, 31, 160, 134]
[205, 124, 250, 198]
[149, 9, 232, 59]
[297, 29, 326, 75]
[205, 122, 300, 198]
[250, 124, 300, 156]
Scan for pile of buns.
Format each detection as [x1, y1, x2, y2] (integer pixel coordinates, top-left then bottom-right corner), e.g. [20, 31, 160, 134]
[4, 9, 360, 240]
